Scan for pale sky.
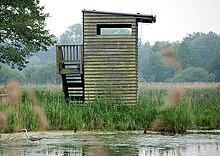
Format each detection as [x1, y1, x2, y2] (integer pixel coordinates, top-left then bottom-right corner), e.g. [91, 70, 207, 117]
[40, 0, 220, 44]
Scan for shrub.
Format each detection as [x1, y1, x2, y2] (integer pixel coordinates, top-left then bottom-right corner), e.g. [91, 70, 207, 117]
[168, 67, 216, 82]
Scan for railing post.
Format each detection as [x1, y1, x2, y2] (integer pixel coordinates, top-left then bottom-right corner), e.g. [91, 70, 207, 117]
[56, 44, 83, 74]
[56, 45, 63, 74]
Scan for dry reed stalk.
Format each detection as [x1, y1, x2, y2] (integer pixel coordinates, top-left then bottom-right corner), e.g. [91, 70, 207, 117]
[151, 119, 166, 131]
[87, 135, 108, 156]
[161, 87, 185, 110]
[2, 80, 21, 105]
[151, 118, 177, 133]
[160, 48, 182, 73]
[0, 112, 7, 128]
[1, 80, 22, 130]
[28, 91, 49, 131]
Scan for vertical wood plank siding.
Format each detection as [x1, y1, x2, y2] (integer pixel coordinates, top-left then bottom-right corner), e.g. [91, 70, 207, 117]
[83, 12, 139, 104]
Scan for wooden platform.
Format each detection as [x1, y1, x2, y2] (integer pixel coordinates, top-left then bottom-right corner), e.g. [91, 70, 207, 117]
[56, 44, 84, 101]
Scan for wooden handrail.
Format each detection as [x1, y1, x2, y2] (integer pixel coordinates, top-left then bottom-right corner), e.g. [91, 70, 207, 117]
[56, 44, 83, 74]
[56, 44, 83, 46]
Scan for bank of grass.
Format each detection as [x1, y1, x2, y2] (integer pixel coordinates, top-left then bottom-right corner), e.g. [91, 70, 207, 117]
[1, 83, 220, 133]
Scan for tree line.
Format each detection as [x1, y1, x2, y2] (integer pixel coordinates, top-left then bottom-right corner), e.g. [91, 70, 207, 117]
[139, 31, 220, 82]
[1, 24, 220, 84]
[1, 20, 220, 84]
[1, 1, 219, 84]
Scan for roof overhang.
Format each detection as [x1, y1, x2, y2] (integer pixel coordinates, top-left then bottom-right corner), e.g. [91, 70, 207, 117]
[82, 10, 156, 23]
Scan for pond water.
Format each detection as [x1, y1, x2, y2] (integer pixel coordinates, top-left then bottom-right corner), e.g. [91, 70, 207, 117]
[0, 130, 220, 156]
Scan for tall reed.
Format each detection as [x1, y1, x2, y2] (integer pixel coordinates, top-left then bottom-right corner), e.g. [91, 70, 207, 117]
[1, 84, 220, 133]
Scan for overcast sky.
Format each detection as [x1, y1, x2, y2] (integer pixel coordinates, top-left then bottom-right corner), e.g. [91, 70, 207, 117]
[40, 0, 220, 44]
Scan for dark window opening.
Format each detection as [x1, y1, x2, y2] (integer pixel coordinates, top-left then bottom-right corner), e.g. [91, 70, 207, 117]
[97, 24, 132, 35]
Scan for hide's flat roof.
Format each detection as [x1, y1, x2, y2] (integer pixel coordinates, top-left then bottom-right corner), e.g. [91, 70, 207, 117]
[82, 10, 156, 23]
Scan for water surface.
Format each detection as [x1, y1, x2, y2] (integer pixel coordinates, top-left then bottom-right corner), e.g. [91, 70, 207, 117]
[0, 131, 220, 156]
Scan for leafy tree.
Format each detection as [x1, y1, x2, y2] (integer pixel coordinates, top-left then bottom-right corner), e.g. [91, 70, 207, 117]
[151, 41, 171, 53]
[59, 23, 83, 44]
[141, 41, 176, 82]
[0, 65, 26, 83]
[168, 67, 216, 82]
[183, 32, 220, 70]
[141, 53, 175, 82]
[22, 66, 37, 83]
[28, 61, 61, 84]
[138, 41, 151, 76]
[0, 0, 56, 70]
[209, 51, 220, 81]
[176, 42, 194, 69]
[26, 45, 56, 67]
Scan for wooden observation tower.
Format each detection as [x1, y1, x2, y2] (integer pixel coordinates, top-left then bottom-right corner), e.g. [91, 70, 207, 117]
[56, 10, 156, 104]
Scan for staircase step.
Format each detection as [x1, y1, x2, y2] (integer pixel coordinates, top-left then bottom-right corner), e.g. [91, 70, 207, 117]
[63, 62, 80, 65]
[68, 87, 83, 90]
[66, 74, 82, 77]
[68, 91, 83, 94]
[66, 77, 82, 79]
[68, 90, 83, 92]
[61, 72, 84, 102]
[60, 68, 80, 74]
[66, 81, 82, 83]
[67, 81, 82, 84]
[66, 77, 81, 79]
[69, 94, 84, 96]
[68, 94, 83, 96]
[66, 81, 82, 84]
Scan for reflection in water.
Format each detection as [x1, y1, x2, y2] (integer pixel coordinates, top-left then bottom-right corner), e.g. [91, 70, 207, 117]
[0, 143, 83, 156]
[0, 131, 220, 156]
[138, 143, 220, 156]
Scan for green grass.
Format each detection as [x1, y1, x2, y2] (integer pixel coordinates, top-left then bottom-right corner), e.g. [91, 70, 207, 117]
[1, 85, 220, 133]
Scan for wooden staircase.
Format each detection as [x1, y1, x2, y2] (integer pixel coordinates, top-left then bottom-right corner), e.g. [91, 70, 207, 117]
[56, 44, 84, 102]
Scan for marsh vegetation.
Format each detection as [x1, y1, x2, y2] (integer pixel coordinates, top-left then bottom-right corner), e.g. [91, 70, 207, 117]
[1, 81, 220, 134]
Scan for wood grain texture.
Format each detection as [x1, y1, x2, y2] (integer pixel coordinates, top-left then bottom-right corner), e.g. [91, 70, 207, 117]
[83, 11, 138, 104]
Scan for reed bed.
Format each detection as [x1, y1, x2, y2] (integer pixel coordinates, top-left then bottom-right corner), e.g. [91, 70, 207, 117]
[139, 82, 220, 89]
[0, 83, 220, 133]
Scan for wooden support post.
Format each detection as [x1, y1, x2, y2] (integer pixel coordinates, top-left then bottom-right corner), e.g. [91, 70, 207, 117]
[80, 46, 83, 74]
[62, 75, 68, 101]
[56, 46, 63, 73]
